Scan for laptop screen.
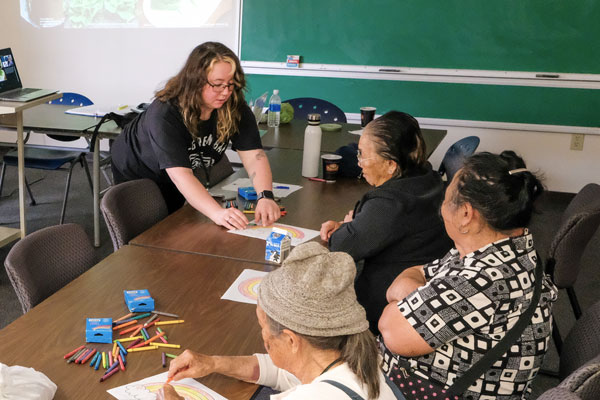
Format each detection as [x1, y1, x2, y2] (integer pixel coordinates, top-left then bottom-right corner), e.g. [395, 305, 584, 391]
[0, 48, 22, 93]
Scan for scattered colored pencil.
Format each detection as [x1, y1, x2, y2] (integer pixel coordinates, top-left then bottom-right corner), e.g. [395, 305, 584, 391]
[162, 352, 166, 368]
[128, 345, 158, 352]
[130, 313, 152, 320]
[114, 336, 142, 343]
[100, 366, 119, 382]
[119, 324, 142, 335]
[153, 343, 180, 349]
[113, 320, 136, 330]
[152, 310, 179, 318]
[116, 341, 128, 354]
[64, 345, 85, 359]
[129, 325, 144, 338]
[81, 348, 97, 364]
[165, 353, 178, 359]
[67, 348, 86, 363]
[155, 320, 184, 326]
[118, 354, 125, 371]
[114, 312, 134, 322]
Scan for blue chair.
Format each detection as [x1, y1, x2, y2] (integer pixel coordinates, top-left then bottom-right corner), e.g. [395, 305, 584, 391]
[283, 97, 347, 123]
[0, 92, 94, 223]
[438, 136, 480, 182]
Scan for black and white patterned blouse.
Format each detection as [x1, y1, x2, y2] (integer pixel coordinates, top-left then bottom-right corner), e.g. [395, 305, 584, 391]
[380, 229, 558, 400]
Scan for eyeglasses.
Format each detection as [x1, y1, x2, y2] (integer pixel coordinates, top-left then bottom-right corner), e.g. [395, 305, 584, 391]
[206, 81, 238, 93]
[356, 149, 377, 164]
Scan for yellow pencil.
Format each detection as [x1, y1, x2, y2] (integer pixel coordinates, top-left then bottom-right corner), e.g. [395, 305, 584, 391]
[102, 352, 107, 369]
[154, 320, 185, 326]
[153, 343, 181, 349]
[127, 346, 158, 352]
[114, 336, 143, 343]
[112, 342, 118, 358]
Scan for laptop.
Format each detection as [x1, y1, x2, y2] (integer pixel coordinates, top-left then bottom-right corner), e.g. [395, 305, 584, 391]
[0, 47, 58, 102]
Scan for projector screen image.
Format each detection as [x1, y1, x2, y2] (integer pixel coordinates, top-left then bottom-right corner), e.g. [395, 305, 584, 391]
[20, 0, 233, 28]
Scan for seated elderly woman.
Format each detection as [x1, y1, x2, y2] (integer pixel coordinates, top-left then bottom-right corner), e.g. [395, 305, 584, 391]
[378, 151, 558, 400]
[320, 111, 452, 333]
[160, 243, 404, 400]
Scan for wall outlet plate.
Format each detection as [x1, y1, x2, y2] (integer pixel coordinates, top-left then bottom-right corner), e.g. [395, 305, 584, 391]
[570, 134, 585, 151]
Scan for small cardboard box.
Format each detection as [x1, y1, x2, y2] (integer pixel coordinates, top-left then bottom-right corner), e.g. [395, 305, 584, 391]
[85, 318, 113, 343]
[238, 186, 257, 200]
[286, 55, 300, 68]
[265, 227, 291, 264]
[124, 289, 155, 312]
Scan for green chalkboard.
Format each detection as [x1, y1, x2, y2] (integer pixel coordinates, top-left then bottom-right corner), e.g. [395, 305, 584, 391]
[245, 75, 600, 128]
[242, 0, 600, 73]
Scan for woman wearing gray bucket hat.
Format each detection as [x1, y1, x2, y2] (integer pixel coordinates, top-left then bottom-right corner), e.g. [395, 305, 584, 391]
[160, 242, 403, 399]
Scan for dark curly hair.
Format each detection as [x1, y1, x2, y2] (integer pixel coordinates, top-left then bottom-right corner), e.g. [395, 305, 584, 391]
[450, 151, 544, 231]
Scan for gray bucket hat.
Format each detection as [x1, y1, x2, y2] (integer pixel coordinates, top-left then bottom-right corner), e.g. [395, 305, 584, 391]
[258, 242, 369, 337]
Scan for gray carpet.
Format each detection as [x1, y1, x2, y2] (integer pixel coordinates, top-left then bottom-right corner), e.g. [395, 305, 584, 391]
[0, 152, 598, 398]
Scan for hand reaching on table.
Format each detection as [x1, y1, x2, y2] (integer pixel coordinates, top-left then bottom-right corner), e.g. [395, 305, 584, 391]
[212, 207, 248, 230]
[254, 198, 281, 227]
[167, 350, 216, 382]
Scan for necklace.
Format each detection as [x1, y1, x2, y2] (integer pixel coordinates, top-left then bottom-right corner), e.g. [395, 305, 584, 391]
[320, 356, 343, 375]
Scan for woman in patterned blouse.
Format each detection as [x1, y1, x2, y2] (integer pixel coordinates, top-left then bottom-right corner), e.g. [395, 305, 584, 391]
[378, 151, 558, 400]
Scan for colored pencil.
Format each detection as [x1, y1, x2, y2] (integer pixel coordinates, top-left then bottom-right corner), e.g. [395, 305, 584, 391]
[130, 312, 152, 320]
[99, 366, 119, 382]
[116, 341, 128, 354]
[63, 344, 85, 359]
[94, 352, 102, 370]
[153, 343, 180, 349]
[129, 325, 144, 338]
[118, 354, 125, 371]
[89, 352, 100, 367]
[144, 313, 159, 326]
[66, 348, 86, 363]
[156, 327, 168, 341]
[308, 177, 326, 182]
[127, 338, 142, 349]
[155, 320, 184, 326]
[81, 348, 97, 364]
[105, 360, 119, 375]
[162, 352, 166, 368]
[112, 342, 118, 357]
[119, 324, 142, 335]
[108, 352, 113, 367]
[114, 336, 142, 343]
[102, 352, 107, 369]
[152, 310, 179, 318]
[127, 345, 158, 352]
[159, 335, 168, 344]
[75, 348, 91, 364]
[114, 312, 134, 322]
[113, 320, 136, 330]
[165, 353, 178, 359]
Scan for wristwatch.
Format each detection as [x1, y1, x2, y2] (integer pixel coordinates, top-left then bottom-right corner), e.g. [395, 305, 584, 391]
[256, 190, 275, 202]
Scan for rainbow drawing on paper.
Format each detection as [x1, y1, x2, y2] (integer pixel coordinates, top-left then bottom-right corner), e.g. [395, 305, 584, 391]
[237, 277, 262, 301]
[228, 222, 319, 247]
[107, 372, 227, 400]
[221, 269, 268, 305]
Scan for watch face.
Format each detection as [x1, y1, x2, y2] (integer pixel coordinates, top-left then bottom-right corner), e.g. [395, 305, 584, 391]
[259, 190, 274, 200]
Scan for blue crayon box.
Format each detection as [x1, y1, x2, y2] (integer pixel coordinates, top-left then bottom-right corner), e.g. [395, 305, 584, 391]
[85, 318, 113, 343]
[238, 186, 257, 200]
[124, 289, 155, 312]
[265, 227, 291, 264]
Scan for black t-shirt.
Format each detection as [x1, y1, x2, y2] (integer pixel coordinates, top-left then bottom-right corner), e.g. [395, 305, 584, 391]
[111, 98, 261, 187]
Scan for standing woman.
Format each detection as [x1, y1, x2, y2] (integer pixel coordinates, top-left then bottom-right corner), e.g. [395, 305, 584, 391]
[111, 42, 280, 229]
[320, 111, 452, 333]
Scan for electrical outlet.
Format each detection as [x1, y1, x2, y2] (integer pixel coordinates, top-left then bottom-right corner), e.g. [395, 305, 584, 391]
[570, 134, 585, 151]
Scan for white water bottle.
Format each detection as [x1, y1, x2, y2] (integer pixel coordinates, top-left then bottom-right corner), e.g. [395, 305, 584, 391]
[301, 113, 322, 177]
[267, 89, 281, 127]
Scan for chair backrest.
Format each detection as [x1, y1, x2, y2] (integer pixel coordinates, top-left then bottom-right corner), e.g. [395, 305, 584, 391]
[560, 300, 600, 378]
[438, 136, 480, 182]
[549, 183, 600, 289]
[539, 354, 600, 400]
[101, 179, 169, 251]
[283, 97, 347, 123]
[47, 92, 94, 143]
[536, 387, 582, 400]
[4, 224, 96, 314]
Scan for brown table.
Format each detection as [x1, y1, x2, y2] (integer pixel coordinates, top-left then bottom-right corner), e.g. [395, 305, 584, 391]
[130, 148, 372, 263]
[0, 245, 272, 399]
[259, 119, 447, 159]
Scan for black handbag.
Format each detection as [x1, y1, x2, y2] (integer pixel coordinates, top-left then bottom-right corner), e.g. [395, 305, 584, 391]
[386, 258, 544, 399]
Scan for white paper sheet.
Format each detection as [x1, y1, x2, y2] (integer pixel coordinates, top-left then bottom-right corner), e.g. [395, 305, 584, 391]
[228, 221, 319, 247]
[220, 178, 301, 198]
[107, 371, 227, 400]
[220, 269, 268, 305]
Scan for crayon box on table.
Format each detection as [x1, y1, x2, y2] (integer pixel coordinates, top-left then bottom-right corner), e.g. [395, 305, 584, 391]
[265, 227, 291, 264]
[124, 289, 155, 312]
[86, 318, 113, 343]
[238, 186, 257, 200]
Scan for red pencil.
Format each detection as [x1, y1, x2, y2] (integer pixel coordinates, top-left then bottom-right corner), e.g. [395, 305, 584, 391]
[113, 320, 136, 330]
[63, 345, 85, 359]
[120, 324, 142, 335]
[81, 348, 97, 364]
[75, 348, 91, 364]
[308, 177, 326, 182]
[118, 354, 125, 371]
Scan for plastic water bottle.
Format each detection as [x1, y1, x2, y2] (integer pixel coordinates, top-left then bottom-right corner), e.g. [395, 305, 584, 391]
[267, 90, 281, 128]
[301, 113, 322, 177]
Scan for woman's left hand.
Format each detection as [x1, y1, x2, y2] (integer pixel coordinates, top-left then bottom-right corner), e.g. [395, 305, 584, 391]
[254, 198, 281, 226]
[157, 384, 183, 400]
[343, 209, 354, 223]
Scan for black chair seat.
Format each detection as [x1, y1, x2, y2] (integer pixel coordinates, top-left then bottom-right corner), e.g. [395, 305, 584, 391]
[4, 148, 84, 170]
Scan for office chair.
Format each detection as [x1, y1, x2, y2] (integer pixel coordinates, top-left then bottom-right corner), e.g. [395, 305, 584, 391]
[283, 97, 347, 123]
[438, 136, 480, 183]
[546, 183, 600, 354]
[4, 223, 96, 313]
[0, 92, 95, 223]
[101, 179, 168, 251]
[537, 301, 600, 400]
